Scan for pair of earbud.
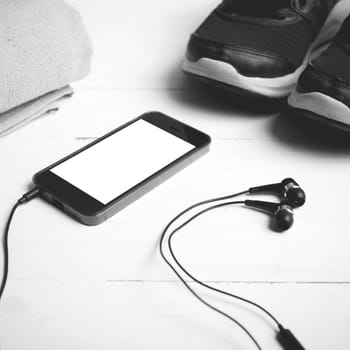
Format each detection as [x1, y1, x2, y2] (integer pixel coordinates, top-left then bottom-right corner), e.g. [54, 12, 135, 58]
[244, 178, 306, 231]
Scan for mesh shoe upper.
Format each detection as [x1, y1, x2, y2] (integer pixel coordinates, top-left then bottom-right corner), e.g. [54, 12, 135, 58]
[297, 15, 350, 107]
[186, 0, 339, 78]
[312, 15, 350, 80]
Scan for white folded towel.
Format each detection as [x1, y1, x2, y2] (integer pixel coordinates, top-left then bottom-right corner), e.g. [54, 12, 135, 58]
[0, 0, 92, 135]
[0, 86, 73, 136]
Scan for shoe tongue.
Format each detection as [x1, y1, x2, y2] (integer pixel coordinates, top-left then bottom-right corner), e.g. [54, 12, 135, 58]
[249, 0, 290, 9]
[339, 15, 350, 40]
[222, 0, 291, 18]
[337, 16, 350, 44]
[224, 0, 290, 9]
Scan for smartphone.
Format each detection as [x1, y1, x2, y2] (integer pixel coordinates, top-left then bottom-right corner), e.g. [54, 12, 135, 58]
[33, 112, 211, 225]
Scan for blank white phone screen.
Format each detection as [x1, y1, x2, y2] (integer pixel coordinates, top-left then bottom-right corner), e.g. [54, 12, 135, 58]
[51, 119, 195, 204]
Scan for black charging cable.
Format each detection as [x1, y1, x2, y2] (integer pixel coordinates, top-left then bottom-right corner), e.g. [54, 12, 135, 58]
[160, 190, 305, 350]
[0, 188, 40, 302]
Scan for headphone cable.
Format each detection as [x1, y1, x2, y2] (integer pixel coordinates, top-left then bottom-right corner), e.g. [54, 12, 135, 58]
[160, 190, 266, 350]
[3, 186, 304, 349]
[0, 188, 40, 302]
[160, 201, 262, 350]
[167, 201, 281, 327]
[161, 191, 306, 350]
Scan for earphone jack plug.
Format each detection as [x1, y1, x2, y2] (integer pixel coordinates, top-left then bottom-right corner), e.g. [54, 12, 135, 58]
[18, 187, 41, 204]
[277, 325, 306, 350]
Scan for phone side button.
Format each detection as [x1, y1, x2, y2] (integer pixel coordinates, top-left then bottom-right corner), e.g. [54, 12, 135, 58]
[51, 198, 65, 211]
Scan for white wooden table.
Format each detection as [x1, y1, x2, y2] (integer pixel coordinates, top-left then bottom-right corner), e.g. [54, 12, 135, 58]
[1, 1, 350, 349]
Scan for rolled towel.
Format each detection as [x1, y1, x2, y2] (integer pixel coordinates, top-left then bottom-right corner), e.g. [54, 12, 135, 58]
[0, 0, 92, 135]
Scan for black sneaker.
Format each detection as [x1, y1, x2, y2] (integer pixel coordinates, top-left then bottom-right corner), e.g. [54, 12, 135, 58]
[183, 0, 349, 99]
[288, 15, 350, 130]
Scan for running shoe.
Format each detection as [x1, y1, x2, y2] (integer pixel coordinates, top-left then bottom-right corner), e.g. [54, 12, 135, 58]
[288, 15, 350, 130]
[183, 0, 350, 99]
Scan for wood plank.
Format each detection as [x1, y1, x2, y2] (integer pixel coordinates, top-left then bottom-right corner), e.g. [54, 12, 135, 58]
[1, 281, 350, 350]
[1, 0, 349, 349]
[66, 0, 219, 89]
[1, 89, 349, 283]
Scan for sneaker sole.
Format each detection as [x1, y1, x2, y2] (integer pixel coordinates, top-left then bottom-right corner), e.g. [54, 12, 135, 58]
[182, 0, 350, 99]
[184, 70, 286, 102]
[288, 90, 350, 130]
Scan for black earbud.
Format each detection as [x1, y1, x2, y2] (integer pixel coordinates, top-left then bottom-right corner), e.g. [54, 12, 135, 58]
[244, 200, 294, 232]
[159, 178, 307, 350]
[248, 178, 306, 208]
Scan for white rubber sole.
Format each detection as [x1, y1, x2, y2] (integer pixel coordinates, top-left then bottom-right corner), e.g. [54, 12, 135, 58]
[288, 90, 350, 126]
[182, 0, 350, 98]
